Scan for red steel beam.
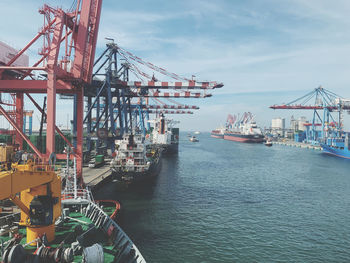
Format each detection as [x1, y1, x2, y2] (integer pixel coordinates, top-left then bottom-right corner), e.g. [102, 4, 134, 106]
[72, 1, 91, 81]
[144, 105, 200, 110]
[117, 80, 223, 90]
[147, 110, 194, 114]
[144, 92, 211, 98]
[46, 12, 64, 157]
[76, 87, 84, 183]
[0, 80, 73, 93]
[0, 18, 56, 78]
[304, 123, 322, 126]
[15, 93, 24, 148]
[270, 105, 325, 110]
[0, 67, 46, 71]
[25, 93, 75, 151]
[85, 0, 103, 82]
[0, 105, 42, 158]
[18, 29, 73, 80]
[269, 105, 348, 110]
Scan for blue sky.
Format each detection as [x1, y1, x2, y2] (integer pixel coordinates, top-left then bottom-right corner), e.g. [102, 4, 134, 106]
[1, 0, 350, 131]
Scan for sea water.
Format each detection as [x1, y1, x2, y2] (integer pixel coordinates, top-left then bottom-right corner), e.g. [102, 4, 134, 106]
[94, 132, 350, 262]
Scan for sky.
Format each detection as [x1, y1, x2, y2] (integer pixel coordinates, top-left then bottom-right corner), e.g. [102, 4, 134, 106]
[1, 0, 350, 131]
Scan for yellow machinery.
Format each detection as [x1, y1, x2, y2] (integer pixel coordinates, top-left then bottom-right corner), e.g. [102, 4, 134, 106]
[0, 153, 61, 245]
[0, 144, 14, 171]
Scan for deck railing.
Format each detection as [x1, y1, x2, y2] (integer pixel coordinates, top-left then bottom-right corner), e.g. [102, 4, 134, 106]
[61, 187, 94, 204]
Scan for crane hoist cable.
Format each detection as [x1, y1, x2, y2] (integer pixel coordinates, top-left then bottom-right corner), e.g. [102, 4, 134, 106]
[165, 98, 182, 106]
[116, 44, 191, 81]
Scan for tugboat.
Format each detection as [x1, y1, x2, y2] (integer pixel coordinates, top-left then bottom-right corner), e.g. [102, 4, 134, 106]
[265, 141, 273, 147]
[110, 133, 162, 186]
[189, 136, 199, 142]
[0, 148, 146, 262]
[149, 114, 179, 154]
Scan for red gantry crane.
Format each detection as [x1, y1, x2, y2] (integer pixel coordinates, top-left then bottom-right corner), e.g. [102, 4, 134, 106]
[0, 0, 102, 183]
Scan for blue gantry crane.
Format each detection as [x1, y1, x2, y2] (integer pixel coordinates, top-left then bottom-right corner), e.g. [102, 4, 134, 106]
[270, 86, 350, 144]
[83, 41, 223, 156]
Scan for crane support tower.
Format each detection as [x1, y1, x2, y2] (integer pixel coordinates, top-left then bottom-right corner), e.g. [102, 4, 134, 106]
[83, 41, 223, 156]
[0, 0, 103, 184]
[270, 86, 350, 144]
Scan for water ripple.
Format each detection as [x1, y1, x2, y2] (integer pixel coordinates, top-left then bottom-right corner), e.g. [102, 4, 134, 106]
[95, 133, 350, 262]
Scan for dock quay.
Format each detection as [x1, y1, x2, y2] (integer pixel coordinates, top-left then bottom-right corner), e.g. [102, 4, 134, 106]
[273, 140, 322, 150]
[83, 160, 112, 188]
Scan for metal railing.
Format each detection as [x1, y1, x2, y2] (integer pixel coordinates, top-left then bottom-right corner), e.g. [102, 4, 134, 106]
[61, 188, 93, 203]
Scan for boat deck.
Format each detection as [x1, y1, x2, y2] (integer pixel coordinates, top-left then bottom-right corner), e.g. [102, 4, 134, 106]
[0, 211, 117, 262]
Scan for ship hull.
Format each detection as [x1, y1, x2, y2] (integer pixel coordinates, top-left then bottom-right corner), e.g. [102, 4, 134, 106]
[112, 157, 162, 187]
[321, 144, 350, 159]
[224, 132, 264, 143]
[211, 132, 224, 139]
[163, 143, 179, 155]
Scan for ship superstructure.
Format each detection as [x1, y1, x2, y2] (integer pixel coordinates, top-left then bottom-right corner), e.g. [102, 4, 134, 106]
[111, 133, 161, 185]
[149, 114, 179, 154]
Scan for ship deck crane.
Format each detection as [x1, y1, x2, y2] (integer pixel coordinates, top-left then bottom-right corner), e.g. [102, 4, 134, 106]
[0, 155, 61, 244]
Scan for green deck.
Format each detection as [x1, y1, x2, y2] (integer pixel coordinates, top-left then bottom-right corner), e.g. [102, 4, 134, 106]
[0, 210, 117, 262]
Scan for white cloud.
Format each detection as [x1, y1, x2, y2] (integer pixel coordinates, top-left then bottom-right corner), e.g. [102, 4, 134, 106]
[2, 0, 350, 131]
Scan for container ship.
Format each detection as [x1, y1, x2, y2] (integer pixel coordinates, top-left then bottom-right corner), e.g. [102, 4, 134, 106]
[321, 133, 350, 159]
[223, 112, 264, 143]
[110, 133, 162, 186]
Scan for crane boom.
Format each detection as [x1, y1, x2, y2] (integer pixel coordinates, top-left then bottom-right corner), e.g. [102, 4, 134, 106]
[145, 105, 199, 109]
[0, 167, 56, 201]
[117, 80, 223, 90]
[147, 110, 194, 114]
[72, 0, 103, 83]
[269, 105, 350, 111]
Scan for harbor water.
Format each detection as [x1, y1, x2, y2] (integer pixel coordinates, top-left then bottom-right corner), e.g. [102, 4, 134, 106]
[94, 132, 350, 262]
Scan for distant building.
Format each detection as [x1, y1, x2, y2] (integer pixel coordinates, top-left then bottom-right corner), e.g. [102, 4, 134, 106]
[271, 117, 285, 136]
[297, 116, 308, 131]
[272, 117, 285, 129]
[290, 115, 298, 131]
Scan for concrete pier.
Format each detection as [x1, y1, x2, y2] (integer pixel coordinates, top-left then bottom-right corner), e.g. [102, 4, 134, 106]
[83, 158, 112, 188]
[273, 140, 322, 150]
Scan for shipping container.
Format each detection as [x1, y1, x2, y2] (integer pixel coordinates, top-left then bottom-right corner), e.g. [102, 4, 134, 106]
[95, 154, 104, 164]
[21, 134, 71, 154]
